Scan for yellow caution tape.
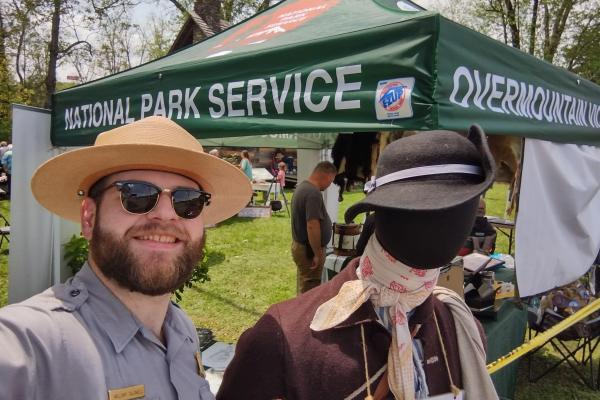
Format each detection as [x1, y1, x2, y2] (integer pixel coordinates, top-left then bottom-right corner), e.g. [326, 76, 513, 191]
[487, 296, 600, 374]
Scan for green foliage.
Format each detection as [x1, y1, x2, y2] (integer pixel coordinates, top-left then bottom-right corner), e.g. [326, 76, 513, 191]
[173, 248, 211, 302]
[563, 7, 600, 84]
[222, 0, 275, 23]
[63, 234, 211, 302]
[55, 82, 78, 91]
[63, 234, 90, 276]
[144, 15, 178, 60]
[0, 61, 35, 142]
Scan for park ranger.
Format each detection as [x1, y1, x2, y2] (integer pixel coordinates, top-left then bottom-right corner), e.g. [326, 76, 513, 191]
[0, 116, 251, 400]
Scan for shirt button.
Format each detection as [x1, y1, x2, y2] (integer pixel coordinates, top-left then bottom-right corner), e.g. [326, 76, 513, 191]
[70, 289, 81, 297]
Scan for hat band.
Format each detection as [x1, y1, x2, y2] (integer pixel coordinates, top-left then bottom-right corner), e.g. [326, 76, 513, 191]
[365, 164, 483, 193]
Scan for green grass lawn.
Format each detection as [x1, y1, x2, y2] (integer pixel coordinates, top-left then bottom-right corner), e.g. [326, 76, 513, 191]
[0, 200, 10, 306]
[1, 186, 598, 399]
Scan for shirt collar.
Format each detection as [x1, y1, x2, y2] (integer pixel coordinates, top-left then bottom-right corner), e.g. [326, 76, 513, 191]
[74, 262, 145, 353]
[75, 262, 195, 353]
[163, 304, 197, 359]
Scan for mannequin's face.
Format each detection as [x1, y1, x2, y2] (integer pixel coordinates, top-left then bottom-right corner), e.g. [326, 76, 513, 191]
[374, 198, 479, 269]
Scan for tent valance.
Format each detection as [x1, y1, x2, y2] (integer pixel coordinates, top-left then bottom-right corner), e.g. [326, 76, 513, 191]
[200, 132, 337, 149]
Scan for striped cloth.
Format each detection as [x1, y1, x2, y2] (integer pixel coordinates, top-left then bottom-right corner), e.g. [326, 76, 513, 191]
[434, 287, 498, 400]
[310, 235, 439, 400]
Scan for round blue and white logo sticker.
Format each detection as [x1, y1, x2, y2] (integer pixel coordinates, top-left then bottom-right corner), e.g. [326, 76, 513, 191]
[375, 77, 415, 120]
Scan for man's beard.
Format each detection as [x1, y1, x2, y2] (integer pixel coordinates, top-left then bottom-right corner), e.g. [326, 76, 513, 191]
[90, 221, 205, 296]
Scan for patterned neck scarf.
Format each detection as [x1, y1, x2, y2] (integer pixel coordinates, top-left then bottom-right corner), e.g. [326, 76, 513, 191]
[310, 235, 439, 400]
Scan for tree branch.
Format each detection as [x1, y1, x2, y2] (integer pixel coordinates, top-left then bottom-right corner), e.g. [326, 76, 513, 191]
[92, 0, 136, 15]
[58, 40, 92, 57]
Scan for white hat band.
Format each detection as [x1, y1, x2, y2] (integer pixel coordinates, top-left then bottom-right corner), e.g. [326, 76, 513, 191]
[365, 164, 483, 193]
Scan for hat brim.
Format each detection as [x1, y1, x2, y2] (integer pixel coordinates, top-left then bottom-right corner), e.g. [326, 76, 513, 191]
[31, 143, 252, 225]
[344, 176, 492, 222]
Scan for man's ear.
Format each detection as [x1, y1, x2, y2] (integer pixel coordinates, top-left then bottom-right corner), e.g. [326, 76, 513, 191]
[81, 198, 97, 240]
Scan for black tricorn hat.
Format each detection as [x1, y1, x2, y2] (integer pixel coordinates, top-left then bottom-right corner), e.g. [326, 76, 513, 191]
[345, 125, 496, 222]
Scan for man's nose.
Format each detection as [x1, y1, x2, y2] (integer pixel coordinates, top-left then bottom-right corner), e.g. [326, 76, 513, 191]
[148, 191, 178, 220]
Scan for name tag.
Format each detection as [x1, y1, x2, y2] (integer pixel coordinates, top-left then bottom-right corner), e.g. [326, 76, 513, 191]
[427, 390, 464, 400]
[107, 384, 145, 400]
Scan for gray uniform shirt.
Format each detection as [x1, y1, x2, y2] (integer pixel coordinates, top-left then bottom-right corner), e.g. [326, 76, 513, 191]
[0, 263, 214, 400]
[291, 180, 332, 247]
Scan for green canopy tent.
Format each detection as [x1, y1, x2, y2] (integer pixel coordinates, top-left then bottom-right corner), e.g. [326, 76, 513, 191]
[52, 0, 600, 147]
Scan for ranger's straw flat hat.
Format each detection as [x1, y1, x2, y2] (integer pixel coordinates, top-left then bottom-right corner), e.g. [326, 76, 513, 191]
[31, 116, 252, 225]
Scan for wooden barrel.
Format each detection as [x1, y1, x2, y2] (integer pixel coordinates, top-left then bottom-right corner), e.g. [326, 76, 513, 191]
[332, 223, 362, 256]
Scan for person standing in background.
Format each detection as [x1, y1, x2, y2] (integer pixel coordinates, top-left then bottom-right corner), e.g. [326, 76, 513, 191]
[276, 161, 286, 189]
[0, 142, 8, 158]
[2, 144, 12, 195]
[239, 150, 253, 181]
[290, 161, 337, 294]
[271, 150, 285, 175]
[274, 162, 287, 201]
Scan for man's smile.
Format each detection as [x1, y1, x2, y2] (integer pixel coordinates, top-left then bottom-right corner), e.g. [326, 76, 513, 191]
[131, 233, 184, 250]
[136, 234, 178, 244]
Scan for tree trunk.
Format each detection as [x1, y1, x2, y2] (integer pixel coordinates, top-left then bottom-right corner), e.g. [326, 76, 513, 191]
[502, 0, 520, 48]
[528, 0, 539, 55]
[44, 0, 61, 109]
[169, 0, 214, 37]
[0, 7, 8, 82]
[14, 2, 27, 85]
[195, 0, 223, 34]
[543, 0, 575, 63]
[501, 9, 508, 45]
[257, 0, 272, 12]
[543, 2, 550, 49]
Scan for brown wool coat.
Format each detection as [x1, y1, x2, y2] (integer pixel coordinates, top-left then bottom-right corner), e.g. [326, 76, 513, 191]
[217, 259, 486, 400]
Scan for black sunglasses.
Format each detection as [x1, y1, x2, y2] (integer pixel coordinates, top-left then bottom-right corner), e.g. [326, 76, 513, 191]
[97, 180, 211, 219]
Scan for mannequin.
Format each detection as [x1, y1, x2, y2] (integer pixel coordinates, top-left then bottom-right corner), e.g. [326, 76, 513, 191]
[218, 126, 499, 400]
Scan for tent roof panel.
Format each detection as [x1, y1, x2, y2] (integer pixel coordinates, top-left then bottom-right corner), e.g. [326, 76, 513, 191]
[52, 0, 600, 146]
